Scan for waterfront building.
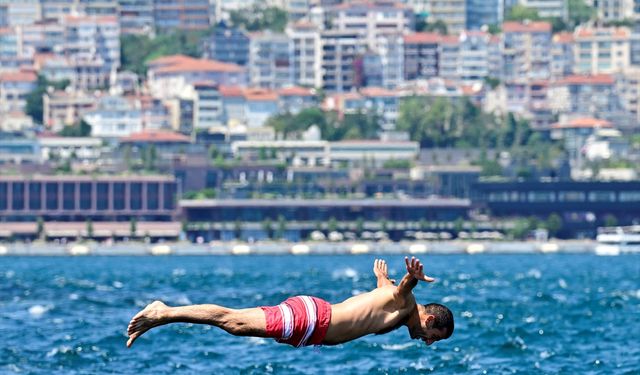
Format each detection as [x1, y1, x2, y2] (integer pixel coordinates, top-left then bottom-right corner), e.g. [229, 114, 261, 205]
[0, 138, 40, 164]
[286, 20, 322, 88]
[38, 136, 103, 161]
[574, 26, 631, 75]
[219, 86, 280, 128]
[119, 129, 191, 158]
[203, 24, 250, 66]
[377, 33, 404, 89]
[147, 55, 246, 100]
[0, 175, 178, 222]
[617, 67, 640, 125]
[83, 95, 142, 138]
[153, 0, 210, 32]
[502, 21, 552, 82]
[118, 0, 154, 34]
[551, 32, 575, 78]
[473, 180, 640, 238]
[328, 140, 419, 168]
[403, 32, 441, 81]
[411, 165, 481, 199]
[466, 0, 503, 30]
[180, 197, 469, 242]
[248, 31, 294, 89]
[549, 117, 614, 169]
[232, 139, 328, 166]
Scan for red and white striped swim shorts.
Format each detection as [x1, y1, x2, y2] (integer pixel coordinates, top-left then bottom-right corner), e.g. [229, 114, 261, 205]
[260, 296, 332, 347]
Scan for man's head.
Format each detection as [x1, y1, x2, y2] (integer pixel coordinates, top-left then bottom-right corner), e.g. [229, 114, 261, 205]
[413, 303, 454, 346]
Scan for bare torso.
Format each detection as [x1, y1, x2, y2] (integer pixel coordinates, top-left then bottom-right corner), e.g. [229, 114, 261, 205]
[323, 285, 416, 345]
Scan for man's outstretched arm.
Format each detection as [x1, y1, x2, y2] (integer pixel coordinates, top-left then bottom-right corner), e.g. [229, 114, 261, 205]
[373, 259, 395, 288]
[395, 256, 435, 298]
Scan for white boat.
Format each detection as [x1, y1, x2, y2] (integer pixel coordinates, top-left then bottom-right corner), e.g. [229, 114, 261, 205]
[595, 226, 640, 255]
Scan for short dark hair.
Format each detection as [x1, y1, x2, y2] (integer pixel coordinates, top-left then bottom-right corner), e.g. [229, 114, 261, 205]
[423, 303, 454, 339]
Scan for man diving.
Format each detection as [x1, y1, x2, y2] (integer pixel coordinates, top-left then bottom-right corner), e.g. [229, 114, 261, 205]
[127, 256, 454, 348]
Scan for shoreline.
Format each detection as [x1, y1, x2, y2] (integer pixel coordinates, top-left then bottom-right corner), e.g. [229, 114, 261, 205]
[0, 239, 613, 256]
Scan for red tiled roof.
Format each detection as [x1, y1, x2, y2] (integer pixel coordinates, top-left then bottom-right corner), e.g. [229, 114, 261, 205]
[551, 117, 613, 129]
[150, 55, 243, 74]
[120, 130, 190, 143]
[219, 85, 244, 97]
[440, 35, 460, 44]
[557, 74, 615, 85]
[359, 87, 396, 97]
[243, 88, 278, 101]
[575, 27, 630, 38]
[277, 86, 314, 96]
[403, 32, 442, 44]
[0, 71, 37, 83]
[553, 32, 574, 43]
[64, 15, 118, 25]
[503, 21, 551, 33]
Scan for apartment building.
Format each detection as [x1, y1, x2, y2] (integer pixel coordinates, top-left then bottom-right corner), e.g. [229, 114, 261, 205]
[0, 70, 37, 114]
[83, 95, 142, 138]
[517, 0, 568, 19]
[403, 32, 441, 81]
[466, 0, 503, 30]
[574, 26, 631, 75]
[502, 21, 552, 82]
[458, 30, 490, 84]
[153, 0, 210, 31]
[248, 31, 294, 89]
[428, 0, 466, 35]
[118, 0, 154, 34]
[320, 29, 367, 92]
[43, 89, 99, 130]
[286, 20, 322, 88]
[587, 0, 634, 22]
[551, 32, 575, 78]
[203, 24, 250, 66]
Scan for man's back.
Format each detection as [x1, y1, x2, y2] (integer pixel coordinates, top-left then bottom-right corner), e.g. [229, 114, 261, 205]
[323, 285, 416, 345]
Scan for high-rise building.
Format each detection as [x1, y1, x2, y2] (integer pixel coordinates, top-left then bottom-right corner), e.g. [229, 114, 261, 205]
[466, 0, 503, 30]
[458, 30, 490, 84]
[551, 32, 574, 78]
[428, 0, 466, 35]
[403, 32, 441, 81]
[502, 21, 552, 82]
[249, 31, 294, 89]
[320, 29, 367, 92]
[204, 23, 250, 66]
[154, 0, 210, 32]
[118, 0, 154, 34]
[587, 0, 634, 22]
[286, 20, 322, 88]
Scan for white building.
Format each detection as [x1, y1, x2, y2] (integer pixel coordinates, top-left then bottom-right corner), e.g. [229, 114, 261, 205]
[587, 0, 634, 22]
[427, 0, 466, 35]
[517, 0, 568, 19]
[320, 30, 367, 92]
[551, 32, 574, 78]
[286, 20, 322, 88]
[503, 21, 553, 82]
[249, 31, 294, 89]
[0, 70, 37, 114]
[38, 136, 103, 161]
[43, 89, 99, 130]
[574, 26, 631, 75]
[458, 30, 490, 84]
[84, 95, 142, 138]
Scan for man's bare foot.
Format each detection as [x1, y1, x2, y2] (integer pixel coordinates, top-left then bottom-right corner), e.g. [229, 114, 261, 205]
[127, 300, 171, 348]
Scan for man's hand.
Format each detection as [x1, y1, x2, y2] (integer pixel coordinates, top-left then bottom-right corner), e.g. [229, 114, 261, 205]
[373, 259, 395, 287]
[405, 256, 435, 283]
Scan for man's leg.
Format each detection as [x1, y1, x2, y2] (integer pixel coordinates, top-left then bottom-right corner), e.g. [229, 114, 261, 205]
[126, 300, 267, 347]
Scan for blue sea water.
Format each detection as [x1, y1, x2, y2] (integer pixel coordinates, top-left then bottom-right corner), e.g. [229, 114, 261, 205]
[1, 254, 639, 374]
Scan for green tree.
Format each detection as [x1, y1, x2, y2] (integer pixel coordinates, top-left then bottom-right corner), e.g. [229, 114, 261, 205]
[568, 0, 595, 26]
[506, 5, 540, 21]
[416, 19, 448, 34]
[276, 215, 287, 240]
[545, 213, 563, 238]
[58, 119, 92, 137]
[37, 216, 44, 240]
[233, 220, 243, 240]
[229, 5, 288, 32]
[262, 218, 273, 239]
[603, 214, 618, 227]
[328, 217, 338, 233]
[86, 219, 94, 238]
[143, 145, 157, 171]
[130, 217, 137, 239]
[355, 217, 364, 237]
[454, 217, 464, 234]
[25, 75, 70, 124]
[208, 144, 219, 161]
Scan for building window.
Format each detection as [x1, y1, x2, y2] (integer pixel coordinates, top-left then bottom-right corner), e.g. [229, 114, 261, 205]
[163, 182, 175, 210]
[29, 182, 42, 210]
[619, 191, 640, 202]
[46, 183, 58, 210]
[63, 183, 75, 210]
[588, 191, 616, 202]
[80, 183, 92, 210]
[114, 183, 125, 210]
[97, 183, 109, 210]
[131, 183, 142, 210]
[12, 182, 25, 210]
[147, 183, 159, 210]
[558, 191, 586, 202]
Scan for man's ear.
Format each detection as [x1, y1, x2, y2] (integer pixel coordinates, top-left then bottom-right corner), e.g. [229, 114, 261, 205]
[424, 314, 435, 325]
